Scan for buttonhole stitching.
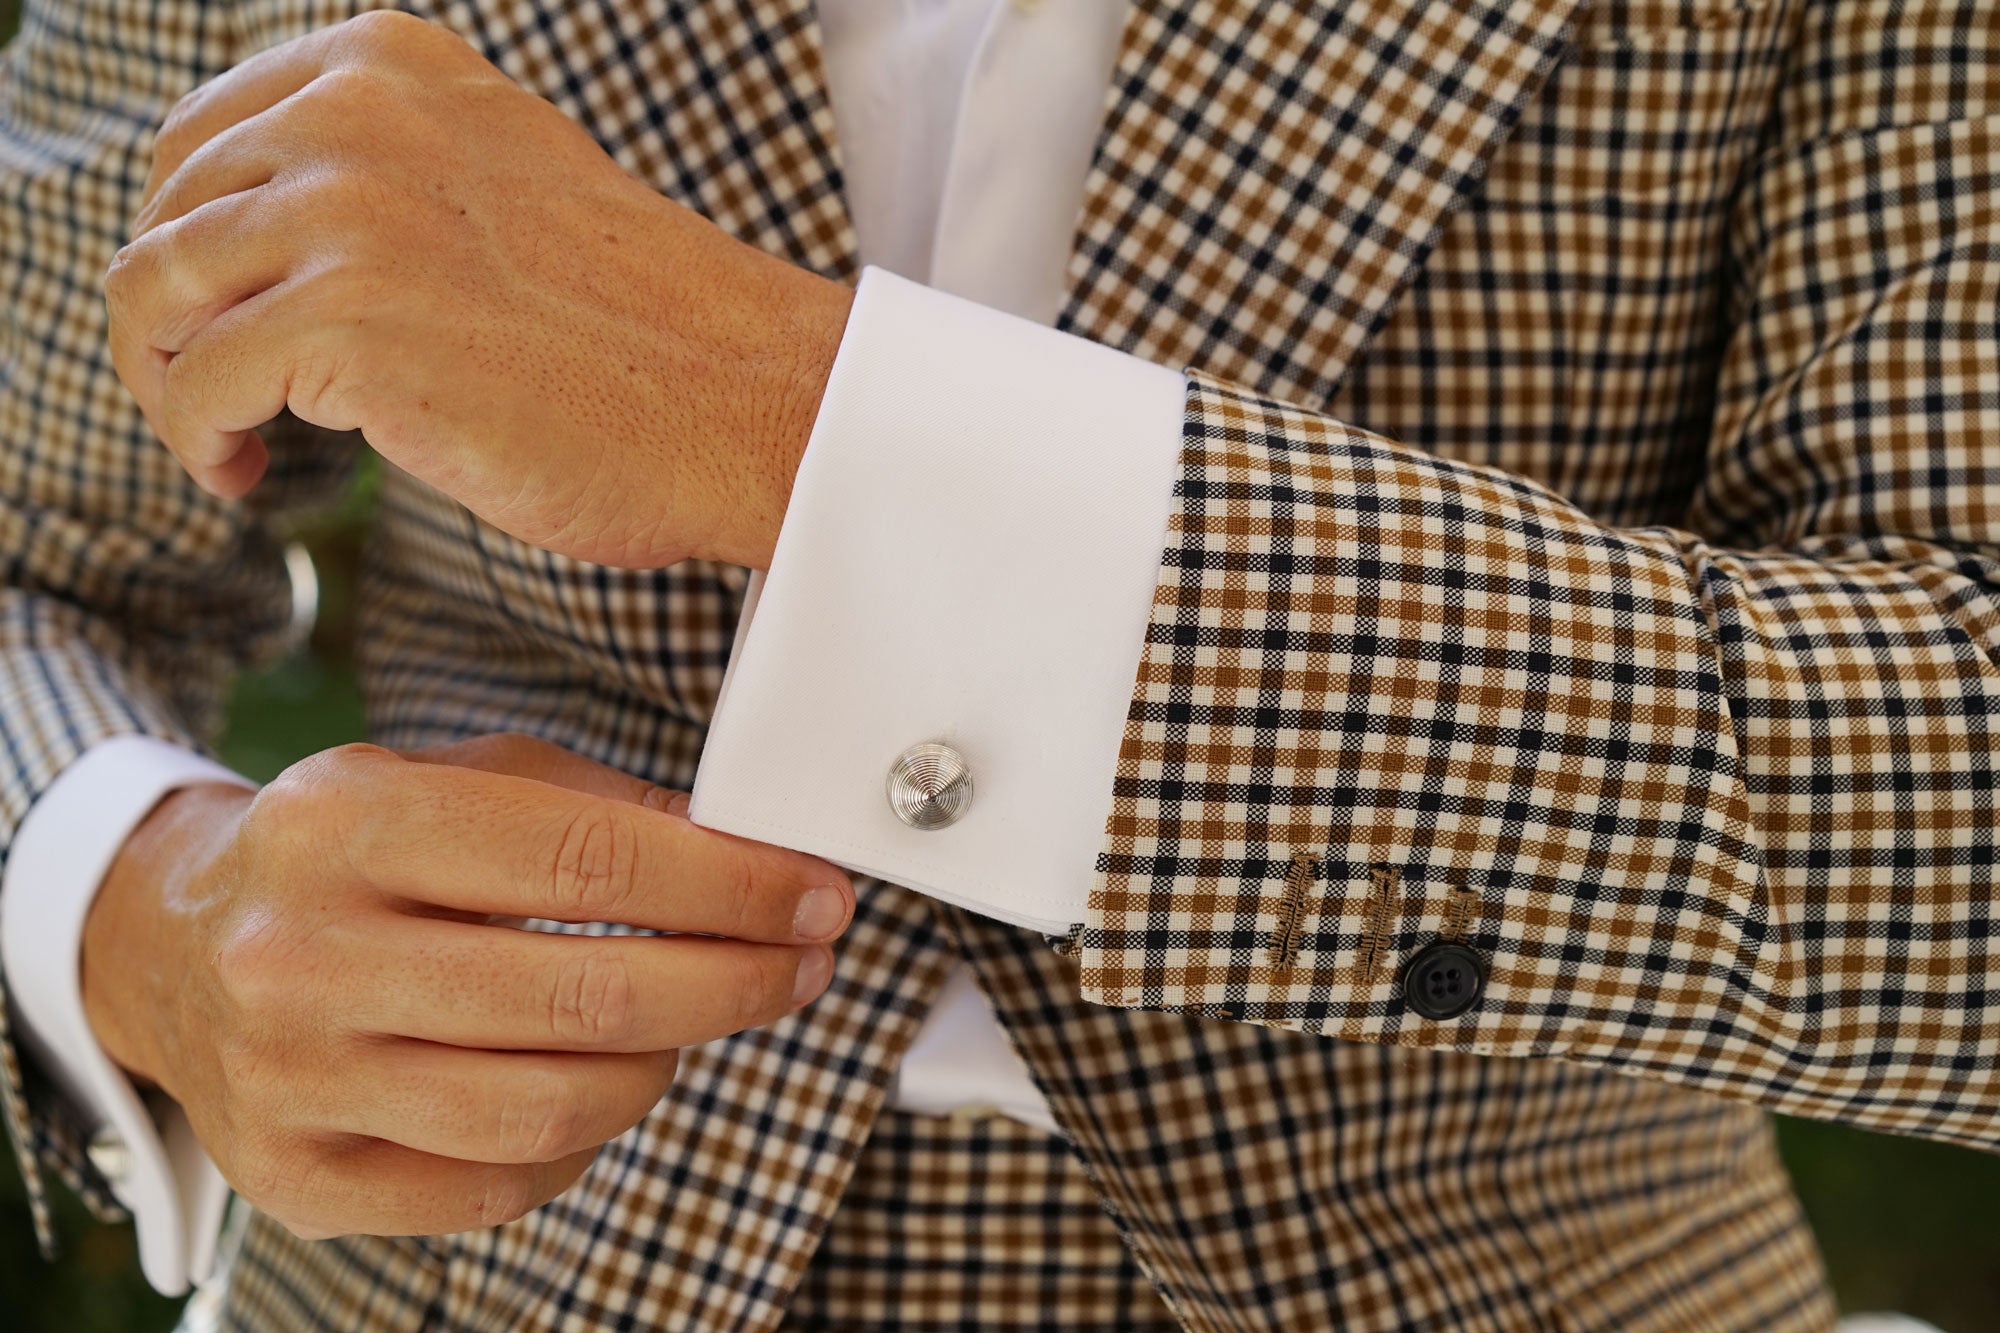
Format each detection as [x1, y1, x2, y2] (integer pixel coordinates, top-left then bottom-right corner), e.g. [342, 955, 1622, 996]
[1357, 865, 1401, 982]
[1439, 882, 1480, 943]
[1266, 853, 1319, 969]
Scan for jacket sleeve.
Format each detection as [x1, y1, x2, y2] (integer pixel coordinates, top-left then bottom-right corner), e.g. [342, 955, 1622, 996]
[0, 0, 358, 1253]
[1077, 0, 2000, 1152]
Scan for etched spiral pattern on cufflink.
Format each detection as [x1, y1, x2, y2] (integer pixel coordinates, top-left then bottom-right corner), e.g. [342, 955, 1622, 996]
[886, 742, 974, 830]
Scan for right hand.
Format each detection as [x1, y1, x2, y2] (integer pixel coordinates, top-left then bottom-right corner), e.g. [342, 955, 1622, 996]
[79, 733, 853, 1240]
[108, 10, 851, 573]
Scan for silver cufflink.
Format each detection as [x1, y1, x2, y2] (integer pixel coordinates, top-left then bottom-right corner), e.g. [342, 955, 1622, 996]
[886, 742, 973, 830]
[87, 1127, 131, 1184]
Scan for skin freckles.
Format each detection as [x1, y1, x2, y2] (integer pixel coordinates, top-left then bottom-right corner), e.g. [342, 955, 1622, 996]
[105, 8, 852, 572]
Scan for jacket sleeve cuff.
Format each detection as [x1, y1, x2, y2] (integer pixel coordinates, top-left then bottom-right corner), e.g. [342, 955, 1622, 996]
[692, 267, 1186, 932]
[0, 735, 252, 1295]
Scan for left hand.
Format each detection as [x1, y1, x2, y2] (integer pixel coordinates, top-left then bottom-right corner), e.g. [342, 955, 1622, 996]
[105, 9, 853, 571]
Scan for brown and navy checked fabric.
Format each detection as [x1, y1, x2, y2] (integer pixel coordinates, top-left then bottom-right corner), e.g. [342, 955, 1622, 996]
[781, 1109, 1179, 1332]
[1, 0, 1993, 1327]
[1075, 0, 2000, 1153]
[182, 1103, 1180, 1332]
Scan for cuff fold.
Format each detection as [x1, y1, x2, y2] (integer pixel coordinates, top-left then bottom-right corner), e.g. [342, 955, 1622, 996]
[694, 268, 1185, 931]
[0, 736, 251, 1295]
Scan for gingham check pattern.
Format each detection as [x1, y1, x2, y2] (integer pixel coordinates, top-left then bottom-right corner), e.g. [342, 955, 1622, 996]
[186, 1103, 1179, 1333]
[950, 904, 1832, 1332]
[1, 0, 1991, 1326]
[1077, 0, 2000, 1157]
[782, 1109, 1178, 1332]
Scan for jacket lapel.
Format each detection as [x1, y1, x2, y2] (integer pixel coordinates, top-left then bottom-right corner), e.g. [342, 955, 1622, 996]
[1061, 0, 1588, 407]
[454, 1, 1583, 1323]
[650, 0, 858, 280]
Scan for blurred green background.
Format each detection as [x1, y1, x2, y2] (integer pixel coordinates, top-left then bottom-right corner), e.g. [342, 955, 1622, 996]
[2, 1, 1998, 1329]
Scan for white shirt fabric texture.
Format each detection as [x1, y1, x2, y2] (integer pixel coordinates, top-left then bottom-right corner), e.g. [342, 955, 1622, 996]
[0, 0, 1185, 1297]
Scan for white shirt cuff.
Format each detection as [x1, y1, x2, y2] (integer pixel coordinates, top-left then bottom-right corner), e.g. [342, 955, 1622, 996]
[692, 267, 1185, 932]
[0, 736, 252, 1295]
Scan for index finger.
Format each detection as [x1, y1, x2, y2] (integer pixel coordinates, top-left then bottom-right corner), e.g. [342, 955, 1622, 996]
[140, 9, 448, 211]
[331, 750, 855, 945]
[141, 27, 340, 210]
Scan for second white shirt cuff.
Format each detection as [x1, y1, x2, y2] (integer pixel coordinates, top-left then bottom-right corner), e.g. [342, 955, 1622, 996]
[692, 268, 1185, 932]
[0, 735, 251, 1295]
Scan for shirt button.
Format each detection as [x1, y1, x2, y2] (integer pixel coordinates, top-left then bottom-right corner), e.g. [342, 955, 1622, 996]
[1401, 942, 1485, 1020]
[886, 742, 974, 830]
[87, 1127, 132, 1184]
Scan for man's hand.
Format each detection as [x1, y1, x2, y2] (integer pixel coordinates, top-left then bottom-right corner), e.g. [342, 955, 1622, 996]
[79, 734, 852, 1239]
[105, 9, 853, 570]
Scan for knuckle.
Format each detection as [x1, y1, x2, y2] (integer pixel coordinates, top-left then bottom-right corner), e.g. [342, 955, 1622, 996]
[308, 742, 399, 807]
[255, 744, 386, 839]
[312, 736, 398, 768]
[496, 1075, 583, 1163]
[231, 1138, 319, 1217]
[156, 347, 217, 440]
[103, 240, 159, 307]
[431, 731, 543, 774]
[730, 950, 792, 1031]
[487, 731, 545, 760]
[216, 1030, 286, 1108]
[720, 853, 762, 941]
[242, 770, 311, 839]
[469, 1166, 538, 1228]
[309, 62, 388, 114]
[227, 1151, 282, 1210]
[546, 949, 633, 1047]
[285, 347, 358, 427]
[461, 732, 533, 764]
[212, 916, 291, 1017]
[166, 192, 230, 260]
[300, 256, 369, 314]
[546, 809, 634, 920]
[341, 8, 429, 52]
[153, 92, 205, 157]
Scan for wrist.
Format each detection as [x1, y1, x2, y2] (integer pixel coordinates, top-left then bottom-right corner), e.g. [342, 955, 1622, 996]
[82, 783, 253, 1092]
[706, 256, 853, 571]
[765, 273, 852, 567]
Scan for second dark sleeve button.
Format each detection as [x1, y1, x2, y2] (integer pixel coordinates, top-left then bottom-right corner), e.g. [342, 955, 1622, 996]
[1401, 942, 1485, 1019]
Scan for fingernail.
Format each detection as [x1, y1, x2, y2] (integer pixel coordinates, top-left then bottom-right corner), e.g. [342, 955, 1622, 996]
[792, 947, 834, 1006]
[792, 885, 848, 941]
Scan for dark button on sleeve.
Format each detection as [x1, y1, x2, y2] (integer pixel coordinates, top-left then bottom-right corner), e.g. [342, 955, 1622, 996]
[1401, 942, 1485, 1020]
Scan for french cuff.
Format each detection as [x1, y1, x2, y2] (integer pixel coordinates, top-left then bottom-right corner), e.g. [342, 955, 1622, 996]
[0, 736, 252, 1295]
[692, 267, 1185, 933]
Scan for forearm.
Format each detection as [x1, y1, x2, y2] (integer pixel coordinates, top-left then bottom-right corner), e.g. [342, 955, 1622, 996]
[1076, 370, 2000, 1144]
[697, 252, 1999, 1151]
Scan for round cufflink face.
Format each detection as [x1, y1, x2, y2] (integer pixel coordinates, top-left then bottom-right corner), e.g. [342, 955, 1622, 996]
[1401, 941, 1486, 1020]
[887, 742, 973, 830]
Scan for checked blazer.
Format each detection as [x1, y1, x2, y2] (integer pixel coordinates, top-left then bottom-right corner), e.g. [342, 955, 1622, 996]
[4, 0, 1998, 1328]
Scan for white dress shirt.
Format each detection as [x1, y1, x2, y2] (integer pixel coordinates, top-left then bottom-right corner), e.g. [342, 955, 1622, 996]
[0, 0, 1187, 1295]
